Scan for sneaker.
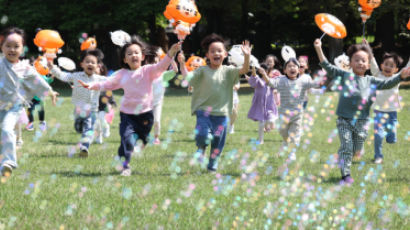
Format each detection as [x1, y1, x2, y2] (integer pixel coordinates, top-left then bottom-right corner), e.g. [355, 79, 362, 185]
[340, 175, 354, 186]
[39, 121, 47, 132]
[95, 135, 103, 144]
[153, 138, 161, 145]
[120, 168, 131, 176]
[103, 127, 110, 138]
[374, 158, 383, 164]
[25, 122, 34, 131]
[1, 164, 13, 177]
[79, 147, 89, 158]
[228, 125, 234, 134]
[207, 168, 217, 174]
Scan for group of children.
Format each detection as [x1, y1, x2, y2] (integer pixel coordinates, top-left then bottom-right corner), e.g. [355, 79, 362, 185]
[1, 26, 409, 185]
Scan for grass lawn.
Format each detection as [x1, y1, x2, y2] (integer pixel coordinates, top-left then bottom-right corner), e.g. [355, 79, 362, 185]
[0, 87, 409, 229]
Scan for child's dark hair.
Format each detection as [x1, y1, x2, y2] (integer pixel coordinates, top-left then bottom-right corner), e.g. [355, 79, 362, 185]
[80, 48, 104, 63]
[260, 63, 269, 71]
[0, 27, 26, 47]
[382, 52, 403, 67]
[144, 45, 160, 65]
[283, 57, 300, 69]
[346, 44, 373, 62]
[201, 33, 226, 53]
[99, 63, 108, 76]
[120, 35, 147, 69]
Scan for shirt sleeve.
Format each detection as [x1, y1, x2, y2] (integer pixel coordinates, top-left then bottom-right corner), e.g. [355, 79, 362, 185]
[145, 55, 173, 81]
[248, 75, 264, 88]
[371, 75, 402, 90]
[50, 66, 75, 83]
[267, 77, 280, 89]
[89, 70, 123, 91]
[319, 61, 349, 81]
[22, 65, 52, 99]
[187, 67, 201, 88]
[162, 70, 176, 83]
[370, 57, 381, 77]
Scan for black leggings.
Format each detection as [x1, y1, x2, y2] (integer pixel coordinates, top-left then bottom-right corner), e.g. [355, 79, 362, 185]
[27, 98, 45, 122]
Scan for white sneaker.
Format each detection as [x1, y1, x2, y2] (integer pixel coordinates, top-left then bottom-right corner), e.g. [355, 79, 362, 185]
[374, 158, 383, 164]
[103, 127, 110, 138]
[228, 125, 234, 134]
[79, 147, 89, 158]
[95, 135, 103, 144]
[120, 168, 131, 176]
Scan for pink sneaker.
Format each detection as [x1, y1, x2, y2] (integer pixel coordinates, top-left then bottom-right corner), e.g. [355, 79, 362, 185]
[153, 138, 161, 145]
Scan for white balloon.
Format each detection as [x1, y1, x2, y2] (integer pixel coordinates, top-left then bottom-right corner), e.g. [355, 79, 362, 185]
[281, 45, 296, 62]
[110, 30, 131, 47]
[58, 57, 76, 71]
[228, 44, 259, 68]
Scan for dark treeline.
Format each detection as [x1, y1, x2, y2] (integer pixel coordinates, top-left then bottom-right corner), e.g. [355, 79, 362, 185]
[0, 0, 409, 71]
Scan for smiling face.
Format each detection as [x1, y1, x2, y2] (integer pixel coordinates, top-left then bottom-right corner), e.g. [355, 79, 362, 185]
[123, 44, 144, 70]
[265, 56, 275, 69]
[350, 50, 370, 76]
[80, 55, 99, 76]
[1, 33, 24, 63]
[298, 57, 308, 74]
[206, 42, 227, 69]
[380, 57, 398, 77]
[284, 61, 300, 80]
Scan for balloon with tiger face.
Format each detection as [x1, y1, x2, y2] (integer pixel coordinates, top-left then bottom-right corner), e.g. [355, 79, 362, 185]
[163, 0, 201, 40]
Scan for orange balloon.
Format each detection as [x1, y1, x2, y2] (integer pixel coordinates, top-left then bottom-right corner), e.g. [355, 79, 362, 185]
[33, 30, 64, 53]
[34, 56, 49, 75]
[407, 18, 410, 30]
[163, 0, 201, 40]
[164, 0, 201, 24]
[81, 37, 97, 51]
[315, 13, 347, 39]
[358, 0, 381, 9]
[185, 56, 206, 72]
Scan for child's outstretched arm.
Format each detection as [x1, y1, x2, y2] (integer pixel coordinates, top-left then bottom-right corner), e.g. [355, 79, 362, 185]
[314, 39, 327, 63]
[362, 39, 380, 76]
[259, 67, 270, 84]
[177, 52, 188, 77]
[239, 40, 252, 75]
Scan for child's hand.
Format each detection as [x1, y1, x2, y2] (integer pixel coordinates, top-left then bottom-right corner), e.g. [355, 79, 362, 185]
[168, 42, 182, 57]
[78, 80, 90, 89]
[314, 39, 322, 48]
[362, 38, 369, 46]
[400, 67, 410, 80]
[177, 52, 186, 64]
[241, 40, 252, 56]
[47, 59, 54, 70]
[49, 90, 59, 106]
[258, 67, 266, 76]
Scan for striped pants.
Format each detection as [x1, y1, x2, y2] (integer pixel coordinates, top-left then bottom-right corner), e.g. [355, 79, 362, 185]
[336, 117, 369, 177]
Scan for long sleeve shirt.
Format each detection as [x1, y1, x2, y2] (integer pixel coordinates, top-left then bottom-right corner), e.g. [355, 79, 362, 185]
[267, 74, 320, 114]
[51, 67, 106, 111]
[320, 61, 403, 119]
[371, 57, 410, 112]
[0, 57, 51, 110]
[88, 55, 173, 115]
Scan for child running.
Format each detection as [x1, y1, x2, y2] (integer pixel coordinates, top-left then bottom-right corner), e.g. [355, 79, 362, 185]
[260, 58, 321, 161]
[49, 48, 106, 157]
[314, 38, 410, 185]
[177, 34, 251, 172]
[369, 51, 409, 164]
[0, 27, 58, 177]
[247, 64, 278, 144]
[79, 37, 181, 176]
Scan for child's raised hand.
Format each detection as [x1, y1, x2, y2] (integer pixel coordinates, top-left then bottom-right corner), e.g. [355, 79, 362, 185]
[168, 42, 182, 57]
[251, 66, 256, 76]
[241, 40, 252, 56]
[314, 39, 322, 48]
[400, 67, 410, 80]
[257, 67, 266, 76]
[177, 52, 186, 64]
[78, 80, 90, 89]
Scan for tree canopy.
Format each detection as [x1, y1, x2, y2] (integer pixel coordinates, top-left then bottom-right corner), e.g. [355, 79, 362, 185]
[1, 0, 409, 70]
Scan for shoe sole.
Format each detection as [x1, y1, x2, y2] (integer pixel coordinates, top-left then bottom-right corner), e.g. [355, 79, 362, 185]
[1, 165, 13, 177]
[79, 150, 89, 158]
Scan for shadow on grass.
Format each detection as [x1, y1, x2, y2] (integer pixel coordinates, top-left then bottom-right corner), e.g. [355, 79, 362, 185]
[47, 139, 80, 146]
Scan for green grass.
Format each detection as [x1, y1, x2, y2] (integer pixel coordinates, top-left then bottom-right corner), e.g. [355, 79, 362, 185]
[1, 87, 409, 229]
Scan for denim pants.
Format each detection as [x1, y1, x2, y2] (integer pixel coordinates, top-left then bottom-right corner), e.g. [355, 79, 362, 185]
[118, 111, 153, 162]
[374, 110, 397, 159]
[195, 110, 228, 171]
[0, 104, 23, 169]
[337, 117, 369, 177]
[74, 110, 97, 150]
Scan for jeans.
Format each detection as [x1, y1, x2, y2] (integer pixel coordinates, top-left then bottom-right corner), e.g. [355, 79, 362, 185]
[374, 110, 397, 159]
[0, 104, 23, 169]
[195, 110, 228, 171]
[74, 110, 97, 150]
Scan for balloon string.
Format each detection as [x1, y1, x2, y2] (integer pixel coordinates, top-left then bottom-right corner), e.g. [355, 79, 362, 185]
[362, 22, 366, 39]
[319, 32, 326, 40]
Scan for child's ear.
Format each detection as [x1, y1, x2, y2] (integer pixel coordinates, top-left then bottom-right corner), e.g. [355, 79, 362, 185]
[141, 54, 145, 61]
